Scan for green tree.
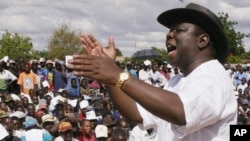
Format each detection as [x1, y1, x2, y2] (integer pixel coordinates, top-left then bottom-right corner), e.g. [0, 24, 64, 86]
[116, 48, 123, 56]
[0, 31, 33, 61]
[151, 47, 168, 62]
[47, 24, 82, 60]
[219, 12, 246, 63]
[30, 49, 49, 60]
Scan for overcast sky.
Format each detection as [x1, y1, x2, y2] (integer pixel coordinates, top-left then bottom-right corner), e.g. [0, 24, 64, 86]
[0, 0, 250, 58]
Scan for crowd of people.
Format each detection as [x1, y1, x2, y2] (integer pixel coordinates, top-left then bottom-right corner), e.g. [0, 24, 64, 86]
[0, 55, 247, 141]
[0, 56, 137, 141]
[0, 54, 184, 141]
[0, 2, 245, 141]
[226, 63, 250, 125]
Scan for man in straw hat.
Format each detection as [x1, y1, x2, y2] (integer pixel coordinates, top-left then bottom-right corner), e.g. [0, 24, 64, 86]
[68, 3, 237, 141]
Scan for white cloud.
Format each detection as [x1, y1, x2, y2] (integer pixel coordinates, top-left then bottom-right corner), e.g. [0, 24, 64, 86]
[0, 0, 249, 58]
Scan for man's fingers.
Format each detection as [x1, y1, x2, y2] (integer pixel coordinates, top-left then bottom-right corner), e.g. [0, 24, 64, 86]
[81, 34, 96, 49]
[70, 55, 95, 65]
[88, 34, 102, 48]
[81, 34, 93, 54]
[109, 36, 115, 49]
[73, 69, 97, 78]
[82, 44, 92, 54]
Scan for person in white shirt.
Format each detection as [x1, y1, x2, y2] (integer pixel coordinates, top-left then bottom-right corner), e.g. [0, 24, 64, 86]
[68, 3, 237, 141]
[138, 60, 153, 85]
[0, 61, 17, 94]
[149, 63, 167, 88]
[237, 77, 248, 91]
[129, 125, 157, 141]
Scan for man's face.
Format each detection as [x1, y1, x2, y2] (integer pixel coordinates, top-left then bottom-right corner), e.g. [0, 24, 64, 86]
[24, 64, 31, 73]
[162, 64, 167, 71]
[40, 62, 45, 68]
[31, 96, 39, 104]
[61, 91, 68, 98]
[152, 64, 158, 71]
[166, 23, 203, 68]
[43, 121, 55, 131]
[119, 120, 130, 134]
[0, 102, 8, 112]
[81, 120, 92, 134]
[61, 130, 73, 141]
[55, 63, 61, 70]
[45, 95, 52, 105]
[22, 97, 29, 106]
[71, 80, 77, 88]
[27, 105, 35, 117]
[13, 119, 21, 130]
[32, 62, 38, 70]
[29, 89, 34, 96]
[19, 62, 25, 71]
[46, 63, 53, 69]
[9, 63, 16, 69]
[3, 117, 13, 127]
[56, 110, 65, 120]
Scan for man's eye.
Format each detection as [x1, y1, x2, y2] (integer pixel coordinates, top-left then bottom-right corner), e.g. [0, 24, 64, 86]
[169, 27, 183, 32]
[175, 28, 184, 32]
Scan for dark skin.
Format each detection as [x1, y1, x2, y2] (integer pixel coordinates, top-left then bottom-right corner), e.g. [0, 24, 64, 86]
[27, 104, 36, 117]
[12, 118, 21, 130]
[60, 129, 74, 141]
[79, 120, 93, 138]
[19, 64, 37, 93]
[22, 97, 29, 108]
[68, 22, 216, 125]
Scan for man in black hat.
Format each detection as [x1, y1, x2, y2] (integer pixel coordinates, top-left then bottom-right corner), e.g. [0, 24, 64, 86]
[68, 3, 237, 141]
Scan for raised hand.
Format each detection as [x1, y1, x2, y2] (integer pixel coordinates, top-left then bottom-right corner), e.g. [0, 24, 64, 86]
[81, 33, 116, 60]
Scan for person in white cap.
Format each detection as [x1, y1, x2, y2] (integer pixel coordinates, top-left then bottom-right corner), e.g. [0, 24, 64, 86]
[138, 60, 152, 85]
[37, 58, 47, 85]
[69, 2, 238, 141]
[95, 124, 108, 141]
[79, 100, 90, 120]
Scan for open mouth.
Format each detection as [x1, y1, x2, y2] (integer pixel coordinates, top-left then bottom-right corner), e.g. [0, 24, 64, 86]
[167, 44, 177, 53]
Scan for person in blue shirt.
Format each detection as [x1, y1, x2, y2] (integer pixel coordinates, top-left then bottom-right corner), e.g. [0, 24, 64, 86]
[234, 65, 249, 86]
[126, 63, 138, 78]
[67, 78, 80, 97]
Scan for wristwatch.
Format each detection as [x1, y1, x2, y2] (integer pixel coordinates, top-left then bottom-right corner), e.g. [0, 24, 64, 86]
[115, 72, 130, 89]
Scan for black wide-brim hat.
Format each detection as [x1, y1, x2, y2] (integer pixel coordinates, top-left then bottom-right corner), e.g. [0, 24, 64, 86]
[157, 3, 229, 64]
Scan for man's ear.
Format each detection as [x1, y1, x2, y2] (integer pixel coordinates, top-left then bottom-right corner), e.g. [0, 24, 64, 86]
[197, 34, 210, 49]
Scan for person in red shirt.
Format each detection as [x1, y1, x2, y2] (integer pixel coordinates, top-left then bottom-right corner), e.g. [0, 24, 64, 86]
[78, 119, 95, 141]
[159, 62, 170, 80]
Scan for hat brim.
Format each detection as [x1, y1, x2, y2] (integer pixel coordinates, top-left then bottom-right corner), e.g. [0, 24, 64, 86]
[157, 7, 229, 64]
[42, 120, 55, 126]
[59, 127, 73, 132]
[0, 115, 7, 118]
